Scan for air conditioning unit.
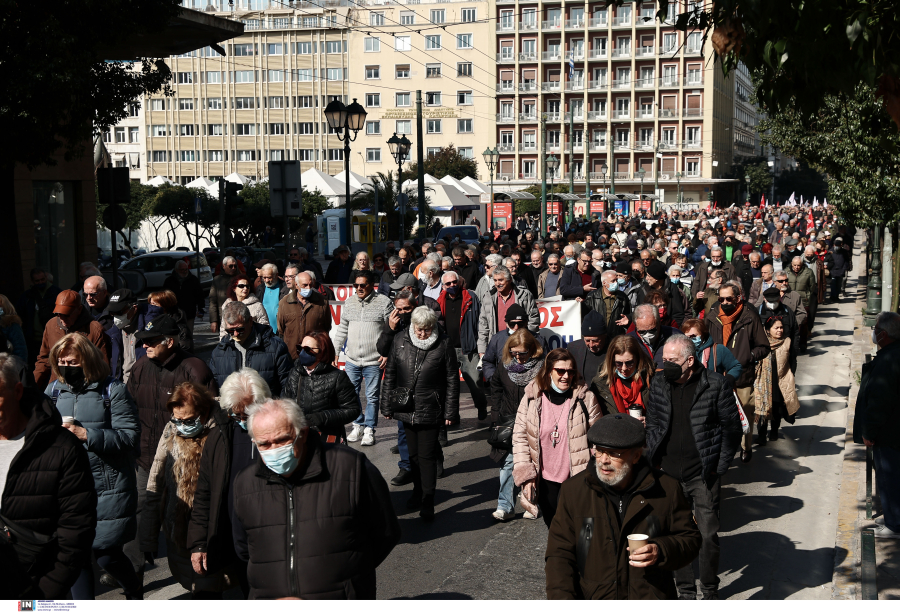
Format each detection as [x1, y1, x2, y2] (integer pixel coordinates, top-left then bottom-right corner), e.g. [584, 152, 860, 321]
[660, 174, 671, 180]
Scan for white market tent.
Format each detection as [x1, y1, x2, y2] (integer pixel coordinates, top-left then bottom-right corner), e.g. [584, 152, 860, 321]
[460, 176, 491, 194]
[185, 176, 215, 189]
[333, 170, 373, 192]
[144, 175, 175, 187]
[224, 172, 251, 185]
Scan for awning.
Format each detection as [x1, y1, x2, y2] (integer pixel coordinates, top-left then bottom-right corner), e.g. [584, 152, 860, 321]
[128, 153, 140, 167]
[548, 193, 580, 201]
[491, 190, 537, 201]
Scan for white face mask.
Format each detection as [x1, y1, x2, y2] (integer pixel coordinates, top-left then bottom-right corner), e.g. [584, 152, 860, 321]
[765, 301, 779, 310]
[872, 328, 880, 346]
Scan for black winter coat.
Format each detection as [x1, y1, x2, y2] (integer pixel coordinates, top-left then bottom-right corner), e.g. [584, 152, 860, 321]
[583, 289, 632, 337]
[381, 329, 460, 426]
[232, 436, 400, 599]
[284, 362, 361, 439]
[829, 247, 848, 278]
[0, 388, 97, 599]
[706, 303, 770, 389]
[488, 362, 538, 462]
[645, 368, 742, 480]
[208, 323, 293, 397]
[163, 272, 204, 319]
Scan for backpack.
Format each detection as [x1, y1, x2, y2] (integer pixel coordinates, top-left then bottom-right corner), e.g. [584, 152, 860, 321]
[49, 376, 114, 411]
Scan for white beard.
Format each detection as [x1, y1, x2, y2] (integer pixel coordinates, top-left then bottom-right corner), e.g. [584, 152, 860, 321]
[596, 458, 632, 487]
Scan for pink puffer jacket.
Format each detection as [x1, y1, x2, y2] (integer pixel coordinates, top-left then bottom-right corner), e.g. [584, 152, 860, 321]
[512, 380, 601, 487]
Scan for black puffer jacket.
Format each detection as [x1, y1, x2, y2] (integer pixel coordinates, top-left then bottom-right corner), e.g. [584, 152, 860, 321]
[0, 388, 97, 599]
[232, 436, 400, 599]
[208, 323, 293, 396]
[644, 368, 742, 480]
[284, 362, 361, 439]
[381, 328, 460, 426]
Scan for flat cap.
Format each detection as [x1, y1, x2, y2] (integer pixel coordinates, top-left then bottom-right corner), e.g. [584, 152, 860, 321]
[741, 244, 753, 255]
[390, 272, 417, 290]
[625, 239, 639, 250]
[763, 287, 781, 301]
[646, 260, 667, 281]
[582, 309, 607, 337]
[587, 413, 646, 449]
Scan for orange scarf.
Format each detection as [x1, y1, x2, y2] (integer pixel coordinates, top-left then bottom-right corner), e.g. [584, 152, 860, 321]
[718, 302, 743, 347]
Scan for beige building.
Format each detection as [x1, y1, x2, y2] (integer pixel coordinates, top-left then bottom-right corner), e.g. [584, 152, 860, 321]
[349, 0, 496, 182]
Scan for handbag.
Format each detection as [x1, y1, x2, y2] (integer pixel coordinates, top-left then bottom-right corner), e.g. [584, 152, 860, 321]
[487, 415, 516, 450]
[388, 358, 422, 413]
[0, 512, 57, 575]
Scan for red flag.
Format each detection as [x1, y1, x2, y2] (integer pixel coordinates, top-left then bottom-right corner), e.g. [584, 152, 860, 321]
[760, 194, 766, 208]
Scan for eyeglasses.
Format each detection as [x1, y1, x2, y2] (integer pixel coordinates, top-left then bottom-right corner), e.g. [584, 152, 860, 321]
[229, 412, 248, 423]
[235, 284, 249, 289]
[141, 336, 166, 347]
[592, 446, 625, 459]
[224, 264, 236, 269]
[225, 326, 246, 336]
[352, 283, 369, 289]
[170, 416, 200, 427]
[83, 292, 102, 298]
[300, 345, 320, 353]
[510, 350, 530, 357]
[774, 279, 788, 284]
[553, 367, 576, 377]
[614, 359, 635, 369]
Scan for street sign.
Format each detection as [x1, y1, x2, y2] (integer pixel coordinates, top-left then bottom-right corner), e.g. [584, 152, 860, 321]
[194, 196, 202, 215]
[96, 167, 131, 205]
[268, 160, 302, 216]
[102, 203, 127, 232]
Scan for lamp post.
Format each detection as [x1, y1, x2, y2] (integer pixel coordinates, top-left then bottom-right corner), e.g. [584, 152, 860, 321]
[675, 171, 682, 208]
[638, 168, 646, 212]
[387, 132, 412, 242]
[600, 162, 608, 216]
[547, 154, 559, 228]
[744, 173, 751, 205]
[325, 98, 367, 247]
[482, 147, 499, 236]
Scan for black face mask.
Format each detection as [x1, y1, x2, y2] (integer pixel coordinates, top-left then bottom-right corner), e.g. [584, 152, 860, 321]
[59, 365, 86, 390]
[720, 302, 737, 314]
[632, 270, 643, 281]
[663, 361, 683, 383]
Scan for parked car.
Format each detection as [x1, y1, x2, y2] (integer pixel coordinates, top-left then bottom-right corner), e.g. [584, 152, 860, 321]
[436, 225, 480, 245]
[120, 251, 212, 291]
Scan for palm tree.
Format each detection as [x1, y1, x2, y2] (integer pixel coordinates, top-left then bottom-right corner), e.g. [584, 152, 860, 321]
[348, 170, 435, 241]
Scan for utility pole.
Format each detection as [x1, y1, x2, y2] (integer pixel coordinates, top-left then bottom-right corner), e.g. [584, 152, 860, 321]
[653, 141, 660, 213]
[540, 114, 547, 237]
[609, 150, 616, 202]
[416, 90, 426, 240]
[218, 177, 227, 248]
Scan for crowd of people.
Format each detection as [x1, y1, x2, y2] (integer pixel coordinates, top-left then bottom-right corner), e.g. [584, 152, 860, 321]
[0, 201, 873, 601]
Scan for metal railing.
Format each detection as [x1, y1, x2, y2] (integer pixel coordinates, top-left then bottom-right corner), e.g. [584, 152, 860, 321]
[685, 170, 700, 177]
[519, 52, 538, 61]
[565, 19, 586, 30]
[565, 80, 584, 91]
[611, 48, 631, 58]
[612, 79, 630, 89]
[518, 112, 538, 121]
[636, 140, 654, 149]
[542, 20, 562, 30]
[658, 108, 677, 118]
[497, 53, 515, 63]
[660, 77, 679, 87]
[542, 81, 561, 91]
[588, 80, 607, 90]
[636, 46, 655, 57]
[497, 173, 515, 180]
[588, 49, 607, 59]
[683, 108, 703, 117]
[544, 111, 561, 121]
[589, 142, 607, 151]
[589, 16, 608, 28]
[563, 112, 585, 121]
[518, 82, 538, 91]
[683, 140, 702, 149]
[613, 16, 632, 27]
[613, 109, 630, 118]
[635, 77, 655, 88]
[498, 144, 515, 153]
[614, 171, 629, 179]
[568, 50, 586, 60]
[496, 22, 515, 32]
[685, 46, 703, 55]
[542, 51, 562, 60]
[684, 75, 704, 86]
[518, 143, 538, 152]
[637, 110, 655, 119]
[613, 141, 629, 150]
[587, 110, 607, 120]
[496, 114, 516, 123]
[519, 20, 538, 30]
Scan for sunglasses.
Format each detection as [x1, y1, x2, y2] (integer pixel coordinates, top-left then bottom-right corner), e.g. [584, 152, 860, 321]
[170, 416, 200, 426]
[444, 280, 458, 286]
[224, 264, 236, 269]
[592, 446, 625, 459]
[235, 284, 249, 289]
[510, 350, 530, 357]
[83, 292, 102, 298]
[719, 296, 737, 303]
[141, 336, 166, 347]
[352, 283, 369, 289]
[614, 359, 635, 369]
[225, 326, 246, 335]
[553, 367, 576, 377]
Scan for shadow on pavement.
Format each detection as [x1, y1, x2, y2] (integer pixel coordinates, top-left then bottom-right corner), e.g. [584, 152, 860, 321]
[392, 592, 475, 600]
[719, 492, 805, 531]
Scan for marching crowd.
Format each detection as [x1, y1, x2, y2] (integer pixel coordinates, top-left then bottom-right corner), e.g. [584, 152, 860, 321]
[0, 201, 871, 600]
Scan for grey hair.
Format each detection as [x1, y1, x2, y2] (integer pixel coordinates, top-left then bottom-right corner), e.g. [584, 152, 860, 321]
[441, 256, 453, 267]
[631, 261, 645, 272]
[222, 256, 237, 266]
[709, 246, 723, 255]
[665, 334, 696, 361]
[749, 250, 762, 260]
[875, 312, 900, 340]
[791, 256, 803, 266]
[222, 300, 251, 326]
[492, 264, 513, 282]
[247, 398, 308, 440]
[422, 259, 439, 274]
[426, 252, 442, 264]
[485, 254, 503, 267]
[640, 249, 652, 258]
[388, 256, 401, 267]
[0, 353, 26, 390]
[394, 289, 415, 304]
[86, 275, 107, 291]
[761, 264, 774, 274]
[502, 257, 515, 268]
[174, 260, 189, 270]
[547, 253, 560, 263]
[261, 263, 279, 276]
[601, 270, 617, 283]
[422, 242, 433, 250]
[285, 263, 301, 277]
[668, 265, 683, 275]
[219, 367, 272, 412]
[411, 305, 438, 330]
[804, 245, 816, 255]
[721, 280, 744, 300]
[634, 303, 660, 325]
[442, 270, 460, 283]
[297, 247, 308, 258]
[775, 269, 789, 280]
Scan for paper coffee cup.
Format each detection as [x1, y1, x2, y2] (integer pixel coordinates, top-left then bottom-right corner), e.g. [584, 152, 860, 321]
[61, 416, 75, 426]
[628, 408, 643, 418]
[627, 534, 649, 553]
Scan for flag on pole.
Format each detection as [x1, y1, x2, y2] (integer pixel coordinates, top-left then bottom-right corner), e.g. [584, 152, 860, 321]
[813, 196, 819, 207]
[787, 192, 796, 206]
[824, 197, 828, 206]
[569, 57, 575, 80]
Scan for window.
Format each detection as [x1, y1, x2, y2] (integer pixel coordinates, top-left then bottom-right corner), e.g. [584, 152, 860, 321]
[150, 99, 165, 111]
[114, 127, 126, 143]
[177, 98, 193, 111]
[457, 62, 472, 77]
[365, 66, 380, 79]
[365, 37, 380, 52]
[459, 147, 474, 159]
[267, 70, 283, 82]
[430, 9, 445, 24]
[687, 32, 702, 52]
[151, 151, 169, 162]
[366, 148, 382, 162]
[400, 11, 415, 25]
[396, 92, 411, 106]
[128, 103, 140, 117]
[685, 126, 700, 144]
[208, 151, 224, 162]
[325, 41, 343, 54]
[395, 36, 411, 52]
[396, 120, 411, 134]
[296, 69, 314, 82]
[427, 119, 442, 133]
[269, 96, 284, 109]
[267, 43, 282, 55]
[177, 72, 193, 84]
[234, 97, 254, 109]
[236, 123, 256, 136]
[295, 41, 314, 54]
[457, 91, 473, 105]
[427, 147, 441, 157]
[662, 33, 677, 53]
[457, 119, 473, 133]
[370, 12, 384, 26]
[297, 96, 314, 108]
[208, 124, 224, 136]
[328, 149, 344, 161]
[366, 121, 381, 135]
[396, 64, 410, 78]
[326, 68, 344, 81]
[425, 35, 441, 50]
[233, 71, 254, 83]
[268, 150, 284, 161]
[269, 123, 285, 135]
[522, 160, 536, 178]
[233, 43, 255, 56]
[457, 34, 473, 49]
[128, 127, 139, 143]
[296, 122, 314, 134]
[179, 124, 195, 136]
[426, 64, 441, 78]
[237, 150, 256, 161]
[296, 149, 315, 161]
[151, 125, 167, 137]
[426, 91, 441, 106]
[461, 8, 476, 22]
[180, 150, 196, 162]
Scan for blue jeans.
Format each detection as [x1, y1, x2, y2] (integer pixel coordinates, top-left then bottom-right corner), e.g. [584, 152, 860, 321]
[875, 446, 900, 531]
[397, 421, 410, 471]
[345, 361, 381, 431]
[497, 453, 517, 513]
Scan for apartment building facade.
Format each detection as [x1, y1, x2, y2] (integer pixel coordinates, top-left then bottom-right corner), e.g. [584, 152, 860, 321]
[494, 0, 737, 205]
[733, 61, 760, 162]
[349, 0, 495, 181]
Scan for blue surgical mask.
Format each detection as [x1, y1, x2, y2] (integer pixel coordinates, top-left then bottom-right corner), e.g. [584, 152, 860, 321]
[259, 438, 300, 475]
[669, 277, 680, 284]
[176, 420, 204, 438]
[691, 336, 704, 349]
[617, 278, 627, 288]
[297, 347, 317, 367]
[607, 281, 618, 293]
[445, 285, 459, 296]
[616, 369, 634, 380]
[550, 380, 565, 393]
[299, 288, 312, 298]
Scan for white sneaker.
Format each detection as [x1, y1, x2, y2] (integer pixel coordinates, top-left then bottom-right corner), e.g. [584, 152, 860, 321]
[347, 424, 363, 443]
[875, 516, 885, 525]
[492, 509, 514, 522]
[874, 525, 900, 539]
[361, 427, 375, 446]
[522, 510, 541, 520]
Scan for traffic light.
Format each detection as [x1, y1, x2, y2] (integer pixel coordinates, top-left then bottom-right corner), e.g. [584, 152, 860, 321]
[225, 181, 244, 212]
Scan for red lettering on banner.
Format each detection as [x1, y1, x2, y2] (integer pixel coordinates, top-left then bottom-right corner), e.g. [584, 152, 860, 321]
[549, 306, 563, 327]
[539, 307, 549, 328]
[330, 302, 342, 326]
[328, 285, 356, 302]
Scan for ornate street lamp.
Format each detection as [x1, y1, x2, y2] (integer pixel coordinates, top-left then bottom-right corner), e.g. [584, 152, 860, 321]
[325, 98, 367, 246]
[387, 132, 412, 241]
[600, 162, 608, 215]
[482, 147, 500, 235]
[638, 167, 646, 211]
[547, 154, 559, 227]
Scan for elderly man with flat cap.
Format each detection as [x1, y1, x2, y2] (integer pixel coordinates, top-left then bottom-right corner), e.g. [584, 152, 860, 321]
[567, 310, 609, 381]
[545, 413, 701, 599]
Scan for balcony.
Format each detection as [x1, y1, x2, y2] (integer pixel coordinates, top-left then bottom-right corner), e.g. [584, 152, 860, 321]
[684, 76, 703, 87]
[542, 20, 562, 31]
[518, 81, 538, 92]
[542, 81, 561, 91]
[635, 77, 655, 89]
[588, 49, 607, 59]
[544, 111, 561, 121]
[587, 110, 607, 120]
[636, 46, 655, 57]
[547, 142, 561, 151]
[659, 45, 678, 56]
[683, 140, 702, 149]
[563, 112, 585, 121]
[611, 48, 631, 58]
[520, 172, 537, 180]
[565, 19, 586, 30]
[685, 46, 703, 56]
[497, 53, 515, 64]
[613, 109, 630, 119]
[496, 22, 515, 32]
[569, 143, 584, 152]
[589, 171, 610, 180]
[498, 144, 515, 153]
[636, 140, 654, 149]
[614, 171, 630, 180]
[589, 142, 607, 152]
[565, 80, 584, 91]
[519, 143, 538, 152]
[497, 114, 516, 124]
[685, 170, 701, 177]
[658, 108, 677, 118]
[588, 80, 607, 91]
[589, 16, 608, 28]
[542, 51, 562, 60]
[612, 79, 630, 90]
[496, 81, 515, 93]
[613, 15, 632, 28]
[658, 140, 677, 149]
[519, 52, 538, 62]
[497, 0, 515, 3]
[518, 112, 538, 122]
[519, 20, 538, 31]
[637, 109, 655, 119]
[660, 77, 679, 87]
[683, 108, 702, 117]
[613, 141, 630, 150]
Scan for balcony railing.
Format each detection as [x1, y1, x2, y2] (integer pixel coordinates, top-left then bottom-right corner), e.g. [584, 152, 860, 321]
[612, 79, 630, 89]
[613, 15, 632, 27]
[542, 51, 562, 60]
[563, 172, 585, 180]
[635, 77, 655, 88]
[518, 81, 538, 91]
[589, 142, 607, 151]
[613, 141, 630, 150]
[497, 0, 515, 3]
[497, 114, 516, 123]
[685, 46, 703, 55]
[496, 22, 515, 32]
[636, 140, 654, 149]
[685, 170, 701, 177]
[589, 172, 609, 180]
[570, 143, 584, 152]
[519, 52, 538, 62]
[588, 80, 607, 90]
[565, 19, 586, 30]
[614, 171, 630, 179]
[636, 46, 655, 57]
[518, 143, 538, 152]
[613, 109, 630, 119]
[519, 21, 538, 31]
[563, 112, 585, 121]
[683, 108, 702, 117]
[684, 76, 703, 86]
[565, 80, 584, 91]
[544, 111, 561, 121]
[659, 140, 677, 149]
[659, 45, 678, 56]
[542, 81, 561, 91]
[587, 110, 607, 120]
[589, 16, 608, 28]
[520, 172, 537, 179]
[658, 108, 677, 118]
[637, 109, 655, 119]
[498, 144, 515, 153]
[496, 82, 515, 92]
[547, 142, 561, 151]
[497, 53, 515, 63]
[683, 140, 702, 149]
[518, 112, 538, 121]
[611, 48, 631, 58]
[542, 20, 562, 30]
[588, 49, 607, 59]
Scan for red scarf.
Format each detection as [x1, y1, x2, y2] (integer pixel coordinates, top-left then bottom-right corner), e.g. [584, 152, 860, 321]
[610, 376, 645, 414]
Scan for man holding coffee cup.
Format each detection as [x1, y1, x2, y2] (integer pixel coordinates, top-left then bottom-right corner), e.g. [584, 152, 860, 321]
[545, 413, 701, 599]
